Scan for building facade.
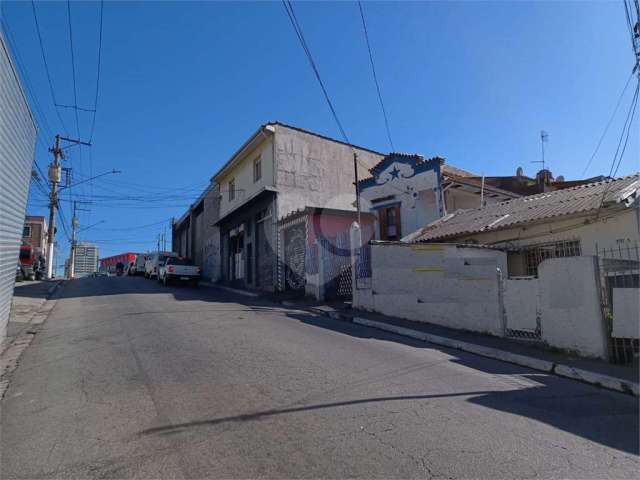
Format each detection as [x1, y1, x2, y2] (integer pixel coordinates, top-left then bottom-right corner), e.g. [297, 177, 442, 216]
[212, 122, 383, 292]
[0, 30, 38, 344]
[358, 154, 520, 242]
[73, 243, 99, 277]
[22, 215, 48, 259]
[172, 182, 221, 282]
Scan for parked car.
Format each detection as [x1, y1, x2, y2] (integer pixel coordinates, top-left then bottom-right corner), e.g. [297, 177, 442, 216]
[144, 251, 177, 279]
[158, 257, 200, 287]
[130, 254, 146, 276]
[18, 245, 36, 281]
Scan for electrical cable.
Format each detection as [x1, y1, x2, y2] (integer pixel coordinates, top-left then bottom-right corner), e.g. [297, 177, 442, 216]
[357, 1, 394, 152]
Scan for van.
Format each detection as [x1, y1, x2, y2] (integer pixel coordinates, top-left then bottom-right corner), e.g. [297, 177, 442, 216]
[131, 253, 147, 276]
[144, 251, 178, 279]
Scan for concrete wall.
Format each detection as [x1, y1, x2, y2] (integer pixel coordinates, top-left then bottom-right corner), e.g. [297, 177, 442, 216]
[353, 242, 507, 335]
[274, 124, 383, 220]
[202, 185, 221, 282]
[354, 238, 610, 358]
[538, 256, 608, 359]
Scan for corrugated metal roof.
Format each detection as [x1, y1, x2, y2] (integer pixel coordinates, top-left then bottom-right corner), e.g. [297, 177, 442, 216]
[411, 174, 640, 242]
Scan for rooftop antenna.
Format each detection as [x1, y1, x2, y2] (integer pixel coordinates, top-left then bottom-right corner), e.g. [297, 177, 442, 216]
[531, 130, 548, 171]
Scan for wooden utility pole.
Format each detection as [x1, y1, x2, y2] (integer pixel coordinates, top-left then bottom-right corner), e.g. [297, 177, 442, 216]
[353, 152, 361, 227]
[45, 135, 92, 279]
[45, 135, 61, 279]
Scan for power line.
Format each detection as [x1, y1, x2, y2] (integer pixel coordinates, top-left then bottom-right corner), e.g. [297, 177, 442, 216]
[89, 0, 104, 143]
[66, 0, 81, 141]
[582, 72, 634, 176]
[281, 0, 350, 145]
[1, 16, 56, 140]
[611, 81, 639, 178]
[30, 0, 69, 136]
[357, 1, 394, 152]
[596, 78, 639, 215]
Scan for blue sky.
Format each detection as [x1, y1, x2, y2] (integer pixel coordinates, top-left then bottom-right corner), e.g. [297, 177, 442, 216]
[1, 1, 637, 269]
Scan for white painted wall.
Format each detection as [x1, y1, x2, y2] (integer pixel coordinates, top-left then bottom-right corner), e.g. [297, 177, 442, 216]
[538, 256, 608, 359]
[452, 207, 639, 256]
[217, 136, 275, 220]
[353, 243, 507, 335]
[354, 237, 612, 359]
[504, 277, 539, 332]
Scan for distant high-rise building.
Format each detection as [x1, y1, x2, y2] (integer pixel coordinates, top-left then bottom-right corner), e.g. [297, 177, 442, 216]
[73, 243, 99, 277]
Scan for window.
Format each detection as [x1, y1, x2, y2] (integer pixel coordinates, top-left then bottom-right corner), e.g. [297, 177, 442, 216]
[23, 225, 32, 238]
[228, 178, 235, 201]
[524, 239, 581, 276]
[253, 156, 262, 182]
[379, 205, 401, 241]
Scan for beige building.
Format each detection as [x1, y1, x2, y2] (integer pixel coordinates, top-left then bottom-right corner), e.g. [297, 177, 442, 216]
[407, 175, 640, 277]
[211, 122, 382, 292]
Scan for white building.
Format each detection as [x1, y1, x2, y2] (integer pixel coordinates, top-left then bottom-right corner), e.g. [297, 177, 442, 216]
[0, 30, 38, 344]
[73, 243, 99, 278]
[355, 175, 640, 361]
[358, 154, 520, 242]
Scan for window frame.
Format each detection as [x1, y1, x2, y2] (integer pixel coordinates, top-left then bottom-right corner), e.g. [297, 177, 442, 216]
[253, 156, 262, 183]
[228, 178, 235, 201]
[23, 225, 32, 238]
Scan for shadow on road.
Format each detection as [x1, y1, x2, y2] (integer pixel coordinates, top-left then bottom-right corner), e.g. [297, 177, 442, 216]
[57, 277, 640, 455]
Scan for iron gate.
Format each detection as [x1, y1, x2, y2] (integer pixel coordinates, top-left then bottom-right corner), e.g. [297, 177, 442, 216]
[596, 242, 639, 365]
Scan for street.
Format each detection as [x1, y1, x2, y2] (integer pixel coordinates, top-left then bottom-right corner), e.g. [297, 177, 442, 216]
[1, 277, 638, 479]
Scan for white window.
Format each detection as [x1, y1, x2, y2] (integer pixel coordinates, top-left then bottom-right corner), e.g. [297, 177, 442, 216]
[254, 156, 262, 182]
[229, 178, 235, 201]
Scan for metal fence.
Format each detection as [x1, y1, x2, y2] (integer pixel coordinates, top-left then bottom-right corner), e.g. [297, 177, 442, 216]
[596, 241, 639, 365]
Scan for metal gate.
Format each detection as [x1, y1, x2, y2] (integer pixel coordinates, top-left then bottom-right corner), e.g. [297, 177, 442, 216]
[503, 277, 542, 340]
[319, 232, 352, 300]
[596, 242, 639, 365]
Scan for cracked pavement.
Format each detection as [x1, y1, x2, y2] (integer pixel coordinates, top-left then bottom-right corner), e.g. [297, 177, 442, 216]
[1, 276, 638, 479]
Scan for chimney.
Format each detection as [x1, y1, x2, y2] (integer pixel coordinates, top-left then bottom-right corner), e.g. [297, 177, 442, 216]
[536, 169, 554, 190]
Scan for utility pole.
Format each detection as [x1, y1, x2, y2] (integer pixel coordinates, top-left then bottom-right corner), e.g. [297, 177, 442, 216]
[45, 135, 92, 279]
[353, 152, 361, 227]
[45, 135, 62, 279]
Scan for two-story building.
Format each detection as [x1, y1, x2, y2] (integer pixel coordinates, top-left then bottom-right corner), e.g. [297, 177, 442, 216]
[212, 122, 383, 292]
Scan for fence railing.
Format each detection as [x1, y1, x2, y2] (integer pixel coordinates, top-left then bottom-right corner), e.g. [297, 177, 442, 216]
[596, 241, 639, 365]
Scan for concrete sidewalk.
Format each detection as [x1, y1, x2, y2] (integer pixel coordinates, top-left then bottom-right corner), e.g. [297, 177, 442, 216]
[276, 298, 639, 396]
[0, 280, 63, 398]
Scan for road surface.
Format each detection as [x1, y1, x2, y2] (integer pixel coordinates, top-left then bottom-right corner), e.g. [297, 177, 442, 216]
[1, 276, 638, 478]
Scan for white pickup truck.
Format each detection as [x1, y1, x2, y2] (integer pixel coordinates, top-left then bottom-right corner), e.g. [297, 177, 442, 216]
[158, 257, 201, 287]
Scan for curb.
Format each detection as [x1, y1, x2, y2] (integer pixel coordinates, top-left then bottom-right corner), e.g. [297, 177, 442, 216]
[279, 299, 638, 397]
[1, 280, 64, 400]
[349, 317, 637, 396]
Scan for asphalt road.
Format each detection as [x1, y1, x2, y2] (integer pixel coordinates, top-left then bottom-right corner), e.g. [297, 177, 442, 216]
[1, 276, 638, 479]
